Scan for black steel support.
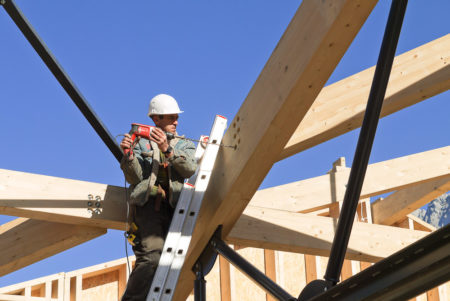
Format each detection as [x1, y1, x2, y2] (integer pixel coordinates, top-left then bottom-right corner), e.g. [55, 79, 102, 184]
[194, 266, 207, 301]
[323, 0, 408, 285]
[211, 236, 296, 301]
[192, 227, 221, 301]
[309, 224, 450, 300]
[1, 0, 123, 162]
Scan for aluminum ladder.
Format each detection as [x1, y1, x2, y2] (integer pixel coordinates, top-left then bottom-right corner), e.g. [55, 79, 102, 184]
[147, 115, 227, 301]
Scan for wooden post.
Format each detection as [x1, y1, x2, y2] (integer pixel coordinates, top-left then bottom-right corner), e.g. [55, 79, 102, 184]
[219, 255, 231, 301]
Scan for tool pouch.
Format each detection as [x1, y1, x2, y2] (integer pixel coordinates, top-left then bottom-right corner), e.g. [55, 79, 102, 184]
[126, 222, 139, 246]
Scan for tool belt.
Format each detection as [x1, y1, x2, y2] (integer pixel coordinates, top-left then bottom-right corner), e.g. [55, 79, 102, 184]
[126, 184, 167, 246]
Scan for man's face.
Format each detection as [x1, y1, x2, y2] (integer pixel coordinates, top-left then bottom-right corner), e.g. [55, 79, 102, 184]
[152, 114, 179, 133]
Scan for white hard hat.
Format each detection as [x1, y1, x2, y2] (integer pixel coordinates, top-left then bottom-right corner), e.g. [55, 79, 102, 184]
[148, 94, 184, 116]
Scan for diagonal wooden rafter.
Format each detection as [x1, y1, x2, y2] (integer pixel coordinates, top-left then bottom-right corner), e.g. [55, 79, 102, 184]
[251, 145, 450, 213]
[173, 1, 378, 299]
[372, 176, 450, 225]
[0, 218, 106, 277]
[227, 206, 428, 263]
[279, 33, 450, 161]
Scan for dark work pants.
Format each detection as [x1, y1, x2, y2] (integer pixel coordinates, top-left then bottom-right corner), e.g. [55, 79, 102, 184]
[121, 198, 174, 301]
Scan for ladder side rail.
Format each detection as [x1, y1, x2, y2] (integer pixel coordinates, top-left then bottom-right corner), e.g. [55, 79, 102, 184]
[148, 138, 207, 296]
[148, 116, 227, 301]
[158, 116, 227, 301]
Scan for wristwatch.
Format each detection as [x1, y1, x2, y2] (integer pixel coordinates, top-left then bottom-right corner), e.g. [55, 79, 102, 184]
[163, 145, 173, 155]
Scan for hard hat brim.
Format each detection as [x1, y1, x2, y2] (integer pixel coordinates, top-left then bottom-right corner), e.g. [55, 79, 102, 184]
[148, 110, 184, 116]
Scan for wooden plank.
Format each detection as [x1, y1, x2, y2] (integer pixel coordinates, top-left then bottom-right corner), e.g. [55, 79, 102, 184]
[264, 250, 277, 301]
[0, 295, 57, 301]
[233, 248, 266, 301]
[63, 276, 71, 301]
[304, 255, 317, 284]
[24, 286, 31, 297]
[426, 287, 440, 301]
[0, 273, 64, 295]
[172, 1, 378, 299]
[118, 264, 128, 300]
[81, 270, 118, 301]
[204, 258, 222, 300]
[66, 256, 134, 279]
[279, 34, 450, 160]
[360, 261, 372, 271]
[438, 283, 449, 301]
[407, 214, 436, 232]
[0, 168, 126, 230]
[340, 260, 353, 281]
[251, 146, 450, 213]
[227, 206, 428, 262]
[219, 255, 231, 301]
[75, 276, 82, 301]
[45, 282, 51, 300]
[0, 146, 450, 229]
[371, 176, 450, 225]
[0, 218, 106, 277]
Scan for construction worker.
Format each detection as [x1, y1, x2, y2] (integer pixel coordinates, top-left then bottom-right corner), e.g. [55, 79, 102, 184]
[119, 94, 198, 300]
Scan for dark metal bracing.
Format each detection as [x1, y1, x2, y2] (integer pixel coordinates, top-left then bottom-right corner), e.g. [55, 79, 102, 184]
[1, 0, 123, 162]
[323, 0, 408, 285]
[211, 237, 297, 301]
[309, 224, 450, 301]
[194, 269, 207, 301]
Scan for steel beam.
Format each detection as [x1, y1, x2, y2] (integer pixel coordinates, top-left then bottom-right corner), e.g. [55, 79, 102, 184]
[323, 0, 408, 285]
[309, 224, 450, 301]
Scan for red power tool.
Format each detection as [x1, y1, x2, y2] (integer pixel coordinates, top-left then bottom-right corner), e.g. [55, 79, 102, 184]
[124, 123, 156, 156]
[124, 122, 235, 156]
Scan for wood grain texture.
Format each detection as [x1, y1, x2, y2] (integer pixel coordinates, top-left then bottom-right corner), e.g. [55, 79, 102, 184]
[251, 146, 450, 213]
[227, 206, 428, 262]
[280, 34, 450, 160]
[0, 168, 126, 230]
[173, 1, 378, 298]
[372, 176, 450, 225]
[0, 218, 105, 277]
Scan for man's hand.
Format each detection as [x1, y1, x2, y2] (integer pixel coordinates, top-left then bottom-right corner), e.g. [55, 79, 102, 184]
[120, 134, 134, 160]
[150, 127, 170, 154]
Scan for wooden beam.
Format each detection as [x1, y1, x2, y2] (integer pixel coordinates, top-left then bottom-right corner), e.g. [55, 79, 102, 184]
[279, 34, 450, 160]
[226, 206, 428, 263]
[304, 255, 317, 284]
[0, 294, 56, 301]
[0, 273, 64, 295]
[251, 146, 450, 213]
[173, 1, 378, 299]
[372, 176, 450, 225]
[264, 250, 277, 301]
[0, 146, 447, 230]
[219, 255, 231, 301]
[406, 214, 437, 232]
[0, 218, 106, 277]
[0, 169, 127, 230]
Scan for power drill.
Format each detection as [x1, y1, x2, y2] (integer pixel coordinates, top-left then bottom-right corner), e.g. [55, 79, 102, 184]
[125, 123, 175, 156]
[125, 122, 235, 156]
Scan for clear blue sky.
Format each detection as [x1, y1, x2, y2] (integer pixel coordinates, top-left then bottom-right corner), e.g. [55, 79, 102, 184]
[0, 0, 449, 287]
